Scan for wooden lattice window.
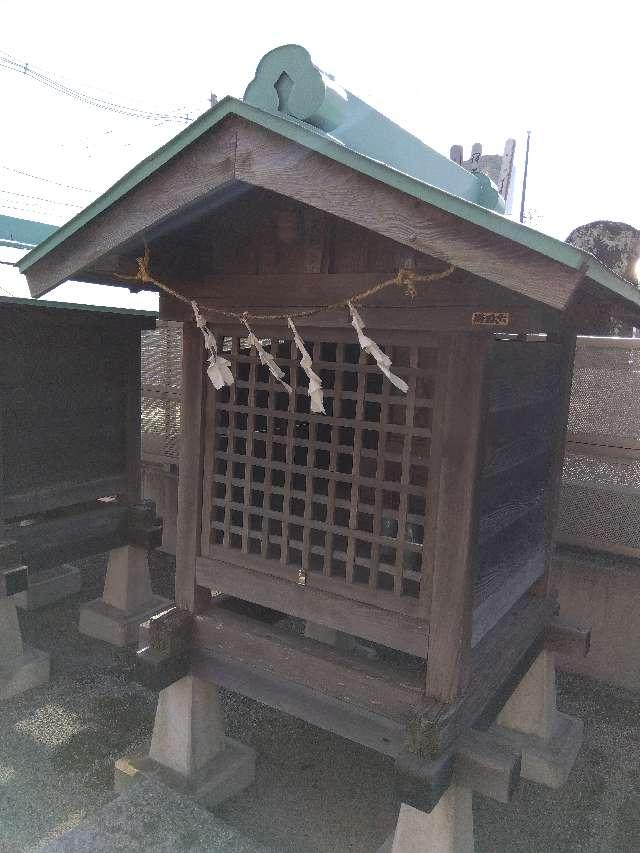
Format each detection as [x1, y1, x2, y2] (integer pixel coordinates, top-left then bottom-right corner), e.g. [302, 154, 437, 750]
[202, 331, 442, 616]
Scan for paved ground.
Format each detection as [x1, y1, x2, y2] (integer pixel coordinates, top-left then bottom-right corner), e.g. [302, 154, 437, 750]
[1, 554, 639, 852]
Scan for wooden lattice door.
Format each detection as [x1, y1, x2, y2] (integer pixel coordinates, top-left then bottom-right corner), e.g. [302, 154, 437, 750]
[201, 328, 447, 620]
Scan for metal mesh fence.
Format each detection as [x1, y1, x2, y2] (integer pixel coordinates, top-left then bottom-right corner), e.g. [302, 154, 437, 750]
[558, 337, 640, 557]
[141, 321, 182, 465]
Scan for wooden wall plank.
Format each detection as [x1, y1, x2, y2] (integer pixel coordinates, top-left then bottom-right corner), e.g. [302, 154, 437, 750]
[234, 119, 581, 310]
[424, 333, 491, 703]
[195, 555, 429, 656]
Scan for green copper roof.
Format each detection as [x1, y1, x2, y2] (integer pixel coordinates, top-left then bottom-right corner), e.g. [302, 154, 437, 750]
[18, 45, 640, 312]
[0, 292, 156, 319]
[243, 45, 504, 212]
[0, 214, 57, 251]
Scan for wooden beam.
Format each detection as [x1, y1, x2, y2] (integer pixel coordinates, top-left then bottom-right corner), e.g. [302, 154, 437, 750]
[453, 729, 521, 804]
[23, 121, 238, 297]
[544, 616, 591, 657]
[410, 592, 557, 759]
[537, 322, 579, 598]
[175, 322, 207, 610]
[194, 605, 423, 722]
[125, 332, 142, 505]
[160, 295, 559, 335]
[424, 334, 490, 703]
[195, 555, 429, 657]
[234, 119, 583, 311]
[395, 728, 522, 811]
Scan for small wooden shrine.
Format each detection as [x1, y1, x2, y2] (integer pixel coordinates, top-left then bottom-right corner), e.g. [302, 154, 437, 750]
[0, 294, 164, 695]
[18, 44, 640, 850]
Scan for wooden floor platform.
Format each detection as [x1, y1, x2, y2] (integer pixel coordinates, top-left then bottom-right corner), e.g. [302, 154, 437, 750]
[191, 591, 557, 763]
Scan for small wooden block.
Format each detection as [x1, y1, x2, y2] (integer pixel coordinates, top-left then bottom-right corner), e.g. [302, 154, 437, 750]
[0, 541, 20, 572]
[1, 565, 28, 598]
[545, 617, 591, 658]
[136, 647, 191, 692]
[128, 500, 163, 549]
[136, 606, 194, 691]
[395, 728, 521, 809]
[453, 729, 521, 803]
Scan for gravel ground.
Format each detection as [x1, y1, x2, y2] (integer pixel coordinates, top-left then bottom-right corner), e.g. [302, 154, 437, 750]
[1, 553, 639, 852]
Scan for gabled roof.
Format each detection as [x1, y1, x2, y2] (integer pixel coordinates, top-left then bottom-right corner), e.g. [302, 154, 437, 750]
[17, 46, 640, 317]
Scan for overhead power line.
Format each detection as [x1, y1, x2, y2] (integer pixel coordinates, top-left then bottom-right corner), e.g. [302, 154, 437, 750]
[0, 49, 193, 124]
[0, 188, 82, 208]
[0, 164, 94, 193]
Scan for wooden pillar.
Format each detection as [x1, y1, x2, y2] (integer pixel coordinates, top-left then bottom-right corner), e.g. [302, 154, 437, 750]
[537, 322, 578, 597]
[425, 333, 490, 703]
[125, 330, 143, 506]
[175, 322, 207, 611]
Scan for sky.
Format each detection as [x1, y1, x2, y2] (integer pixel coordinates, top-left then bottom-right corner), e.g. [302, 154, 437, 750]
[1, 0, 638, 308]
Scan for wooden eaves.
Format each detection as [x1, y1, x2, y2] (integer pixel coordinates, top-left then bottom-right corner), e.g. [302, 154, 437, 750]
[17, 98, 640, 326]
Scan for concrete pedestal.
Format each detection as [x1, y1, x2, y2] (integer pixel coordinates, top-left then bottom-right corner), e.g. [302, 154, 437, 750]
[0, 597, 49, 701]
[115, 675, 255, 807]
[79, 545, 170, 647]
[15, 563, 81, 610]
[378, 785, 474, 853]
[492, 649, 583, 788]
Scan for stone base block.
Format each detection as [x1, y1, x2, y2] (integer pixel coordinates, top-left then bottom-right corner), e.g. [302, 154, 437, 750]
[0, 645, 50, 701]
[492, 711, 583, 788]
[115, 736, 255, 807]
[79, 596, 171, 647]
[15, 564, 82, 610]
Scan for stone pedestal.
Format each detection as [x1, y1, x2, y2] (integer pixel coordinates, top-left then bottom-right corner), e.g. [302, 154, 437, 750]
[0, 597, 49, 701]
[79, 545, 170, 647]
[14, 563, 81, 610]
[492, 649, 583, 788]
[115, 674, 255, 807]
[378, 785, 474, 853]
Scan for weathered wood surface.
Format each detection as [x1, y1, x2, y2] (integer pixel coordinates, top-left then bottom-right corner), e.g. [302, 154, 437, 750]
[126, 333, 142, 505]
[544, 616, 591, 657]
[540, 326, 579, 596]
[1, 303, 151, 523]
[3, 501, 128, 572]
[193, 647, 406, 757]
[424, 334, 490, 703]
[411, 592, 557, 758]
[175, 323, 207, 610]
[195, 556, 429, 657]
[195, 606, 423, 722]
[233, 119, 582, 310]
[396, 726, 521, 811]
[24, 121, 238, 297]
[192, 590, 553, 767]
[3, 475, 127, 519]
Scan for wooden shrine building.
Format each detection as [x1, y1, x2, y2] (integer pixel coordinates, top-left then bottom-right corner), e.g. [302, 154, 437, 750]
[18, 44, 640, 850]
[0, 293, 164, 698]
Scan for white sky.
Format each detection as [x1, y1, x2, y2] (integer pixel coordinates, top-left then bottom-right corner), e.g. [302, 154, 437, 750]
[1, 0, 638, 308]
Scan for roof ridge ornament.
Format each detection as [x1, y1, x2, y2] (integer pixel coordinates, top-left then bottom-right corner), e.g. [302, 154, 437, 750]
[244, 44, 348, 132]
[244, 45, 505, 213]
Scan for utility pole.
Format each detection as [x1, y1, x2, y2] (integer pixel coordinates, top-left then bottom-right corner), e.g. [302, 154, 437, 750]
[209, 92, 218, 109]
[519, 130, 531, 224]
